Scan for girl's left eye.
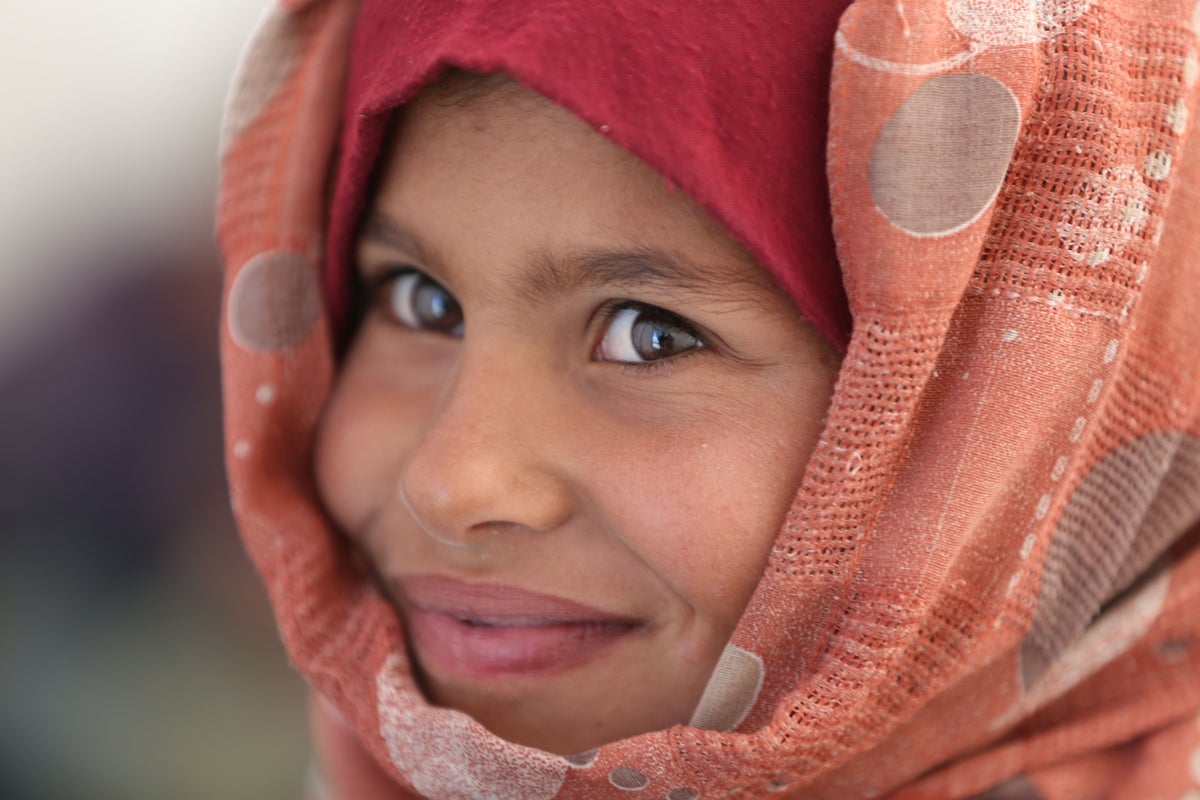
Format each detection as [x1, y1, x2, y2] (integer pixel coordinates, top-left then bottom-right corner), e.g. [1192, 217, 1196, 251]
[595, 303, 707, 365]
[374, 269, 464, 337]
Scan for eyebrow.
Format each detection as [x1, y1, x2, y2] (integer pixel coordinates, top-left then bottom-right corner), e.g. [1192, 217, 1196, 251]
[360, 211, 769, 302]
[361, 213, 437, 265]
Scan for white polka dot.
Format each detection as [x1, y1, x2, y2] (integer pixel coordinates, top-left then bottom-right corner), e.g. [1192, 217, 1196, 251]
[1058, 166, 1149, 265]
[1144, 150, 1172, 181]
[1069, 417, 1087, 442]
[962, 371, 971, 380]
[948, 0, 1094, 46]
[255, 383, 276, 406]
[1034, 493, 1052, 521]
[1186, 52, 1199, 89]
[1189, 745, 1200, 783]
[1001, 328, 1020, 342]
[1048, 288, 1066, 305]
[1087, 378, 1104, 404]
[1103, 339, 1119, 364]
[1122, 195, 1149, 229]
[1021, 532, 1038, 559]
[1052, 455, 1069, 481]
[1168, 100, 1189, 135]
[233, 440, 252, 459]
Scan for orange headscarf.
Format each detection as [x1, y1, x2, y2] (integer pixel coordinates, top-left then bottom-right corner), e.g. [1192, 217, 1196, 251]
[218, 1, 1200, 797]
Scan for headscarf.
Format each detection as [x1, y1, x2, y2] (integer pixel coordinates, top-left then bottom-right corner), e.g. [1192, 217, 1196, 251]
[217, 1, 1200, 798]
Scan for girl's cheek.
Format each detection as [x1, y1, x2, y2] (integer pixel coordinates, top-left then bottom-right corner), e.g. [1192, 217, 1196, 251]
[314, 373, 388, 535]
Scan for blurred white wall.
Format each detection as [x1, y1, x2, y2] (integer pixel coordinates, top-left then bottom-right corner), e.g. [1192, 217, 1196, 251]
[0, 2, 267, 359]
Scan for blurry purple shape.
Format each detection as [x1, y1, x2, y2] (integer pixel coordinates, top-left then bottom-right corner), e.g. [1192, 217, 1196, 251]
[0, 245, 226, 593]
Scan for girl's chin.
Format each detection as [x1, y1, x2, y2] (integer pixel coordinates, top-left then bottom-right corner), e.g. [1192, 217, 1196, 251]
[414, 645, 707, 756]
[424, 682, 691, 756]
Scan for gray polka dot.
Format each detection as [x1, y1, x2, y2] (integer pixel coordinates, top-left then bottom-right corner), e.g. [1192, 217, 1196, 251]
[667, 789, 700, 800]
[609, 766, 649, 790]
[869, 74, 1021, 237]
[1020, 432, 1200, 689]
[967, 775, 1043, 799]
[1156, 637, 1192, 662]
[562, 749, 599, 768]
[219, 6, 303, 154]
[688, 644, 764, 732]
[228, 251, 321, 351]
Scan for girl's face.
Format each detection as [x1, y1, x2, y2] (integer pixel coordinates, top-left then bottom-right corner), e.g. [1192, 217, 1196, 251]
[315, 79, 840, 755]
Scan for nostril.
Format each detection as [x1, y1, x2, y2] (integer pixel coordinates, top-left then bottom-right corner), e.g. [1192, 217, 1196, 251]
[466, 520, 538, 538]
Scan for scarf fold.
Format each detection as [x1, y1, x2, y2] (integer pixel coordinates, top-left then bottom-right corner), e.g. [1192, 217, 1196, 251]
[217, 1, 1200, 797]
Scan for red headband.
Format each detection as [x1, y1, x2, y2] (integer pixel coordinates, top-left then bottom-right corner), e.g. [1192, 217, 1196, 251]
[326, 0, 853, 350]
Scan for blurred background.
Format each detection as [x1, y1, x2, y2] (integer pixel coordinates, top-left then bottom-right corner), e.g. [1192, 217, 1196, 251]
[1, 4, 310, 798]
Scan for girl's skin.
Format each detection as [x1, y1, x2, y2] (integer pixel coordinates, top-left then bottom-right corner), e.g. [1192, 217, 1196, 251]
[314, 76, 841, 756]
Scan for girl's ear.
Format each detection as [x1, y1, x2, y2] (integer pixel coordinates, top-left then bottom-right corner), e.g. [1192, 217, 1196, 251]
[308, 692, 408, 799]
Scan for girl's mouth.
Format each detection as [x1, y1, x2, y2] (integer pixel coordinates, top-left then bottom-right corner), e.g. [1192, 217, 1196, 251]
[397, 575, 641, 680]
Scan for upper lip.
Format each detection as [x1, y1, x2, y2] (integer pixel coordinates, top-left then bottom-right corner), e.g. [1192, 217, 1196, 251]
[394, 574, 639, 626]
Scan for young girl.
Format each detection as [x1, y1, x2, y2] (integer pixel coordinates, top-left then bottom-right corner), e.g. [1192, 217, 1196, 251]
[217, 0, 1200, 797]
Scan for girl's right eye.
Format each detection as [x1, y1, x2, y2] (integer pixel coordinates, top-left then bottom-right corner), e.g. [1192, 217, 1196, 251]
[373, 269, 464, 337]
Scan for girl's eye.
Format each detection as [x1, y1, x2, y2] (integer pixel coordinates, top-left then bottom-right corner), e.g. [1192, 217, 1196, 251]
[596, 303, 706, 364]
[376, 270, 464, 336]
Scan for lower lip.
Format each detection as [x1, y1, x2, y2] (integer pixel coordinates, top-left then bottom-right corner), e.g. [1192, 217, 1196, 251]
[408, 608, 636, 680]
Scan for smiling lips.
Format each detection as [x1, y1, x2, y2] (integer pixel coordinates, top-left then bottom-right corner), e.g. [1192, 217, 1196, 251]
[398, 575, 640, 680]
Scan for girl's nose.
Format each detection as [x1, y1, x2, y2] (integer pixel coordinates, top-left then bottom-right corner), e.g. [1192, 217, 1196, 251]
[397, 356, 575, 547]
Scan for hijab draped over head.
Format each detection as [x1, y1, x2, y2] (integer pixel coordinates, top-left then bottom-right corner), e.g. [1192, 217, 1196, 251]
[217, 0, 1200, 797]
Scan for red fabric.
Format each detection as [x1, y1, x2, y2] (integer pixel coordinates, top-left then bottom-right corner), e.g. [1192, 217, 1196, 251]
[325, 0, 854, 350]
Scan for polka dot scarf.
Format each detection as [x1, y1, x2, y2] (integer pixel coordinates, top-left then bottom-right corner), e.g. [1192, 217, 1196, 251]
[217, 1, 1200, 797]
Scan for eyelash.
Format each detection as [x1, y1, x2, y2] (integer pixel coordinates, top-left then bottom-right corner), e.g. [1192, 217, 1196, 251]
[361, 266, 711, 371]
[365, 266, 464, 336]
[593, 300, 710, 373]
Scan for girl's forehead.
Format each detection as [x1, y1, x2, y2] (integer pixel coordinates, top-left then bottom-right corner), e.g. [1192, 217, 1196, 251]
[365, 77, 783, 301]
